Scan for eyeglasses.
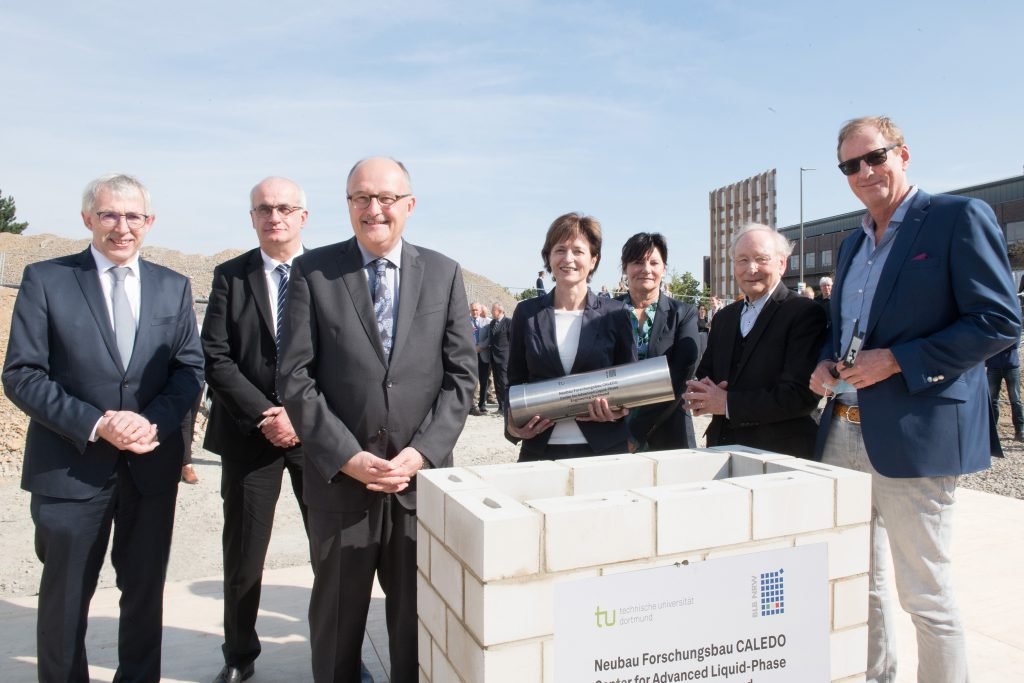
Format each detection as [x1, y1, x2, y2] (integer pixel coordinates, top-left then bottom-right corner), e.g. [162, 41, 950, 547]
[251, 204, 304, 218]
[347, 193, 411, 209]
[837, 143, 901, 176]
[95, 211, 149, 229]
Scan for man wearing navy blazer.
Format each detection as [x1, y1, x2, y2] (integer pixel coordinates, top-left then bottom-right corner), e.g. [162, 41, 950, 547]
[2, 174, 204, 682]
[277, 157, 476, 682]
[810, 116, 1020, 683]
[201, 177, 313, 683]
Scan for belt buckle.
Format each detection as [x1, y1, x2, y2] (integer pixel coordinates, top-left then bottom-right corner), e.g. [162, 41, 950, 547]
[847, 406, 860, 425]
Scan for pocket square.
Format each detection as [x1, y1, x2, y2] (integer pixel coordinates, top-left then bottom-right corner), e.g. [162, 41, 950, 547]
[911, 252, 928, 261]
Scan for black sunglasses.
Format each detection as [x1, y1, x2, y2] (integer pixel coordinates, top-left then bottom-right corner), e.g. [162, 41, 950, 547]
[837, 143, 901, 176]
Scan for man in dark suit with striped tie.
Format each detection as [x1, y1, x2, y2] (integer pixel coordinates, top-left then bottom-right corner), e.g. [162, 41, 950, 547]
[201, 177, 312, 683]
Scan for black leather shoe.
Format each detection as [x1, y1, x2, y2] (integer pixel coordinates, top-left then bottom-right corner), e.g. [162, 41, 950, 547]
[213, 662, 254, 683]
[1015, 429, 1024, 442]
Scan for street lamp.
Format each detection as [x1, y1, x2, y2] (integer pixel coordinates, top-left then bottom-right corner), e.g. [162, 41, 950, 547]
[799, 167, 815, 288]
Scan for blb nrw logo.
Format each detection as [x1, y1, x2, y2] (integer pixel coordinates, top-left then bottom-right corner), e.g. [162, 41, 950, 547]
[760, 568, 784, 616]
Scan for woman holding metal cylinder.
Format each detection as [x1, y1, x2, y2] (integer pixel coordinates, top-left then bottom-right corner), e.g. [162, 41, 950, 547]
[616, 232, 700, 451]
[505, 212, 636, 461]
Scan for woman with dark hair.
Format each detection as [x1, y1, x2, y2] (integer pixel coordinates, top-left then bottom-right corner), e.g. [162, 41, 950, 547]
[617, 232, 700, 451]
[506, 212, 636, 461]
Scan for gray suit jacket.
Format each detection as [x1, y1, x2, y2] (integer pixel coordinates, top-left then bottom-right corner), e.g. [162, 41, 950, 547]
[2, 249, 204, 499]
[277, 237, 476, 511]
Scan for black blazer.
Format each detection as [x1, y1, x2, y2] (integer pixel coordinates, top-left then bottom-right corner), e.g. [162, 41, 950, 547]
[201, 248, 288, 460]
[489, 316, 512, 367]
[695, 284, 826, 458]
[3, 249, 204, 499]
[616, 292, 700, 450]
[506, 288, 636, 459]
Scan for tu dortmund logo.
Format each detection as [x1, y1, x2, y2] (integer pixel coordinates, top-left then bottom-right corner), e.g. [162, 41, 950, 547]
[594, 605, 617, 627]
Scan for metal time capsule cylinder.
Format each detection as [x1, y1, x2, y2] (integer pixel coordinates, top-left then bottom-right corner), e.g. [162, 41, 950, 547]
[507, 356, 675, 428]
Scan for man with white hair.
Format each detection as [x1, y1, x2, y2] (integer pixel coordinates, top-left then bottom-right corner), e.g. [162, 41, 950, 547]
[685, 223, 826, 457]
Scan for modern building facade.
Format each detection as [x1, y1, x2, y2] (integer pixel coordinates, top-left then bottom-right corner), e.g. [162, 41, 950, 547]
[778, 174, 1024, 291]
[708, 169, 777, 299]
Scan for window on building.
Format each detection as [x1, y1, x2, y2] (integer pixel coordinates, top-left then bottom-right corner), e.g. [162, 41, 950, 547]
[1007, 221, 1024, 243]
[805, 252, 815, 269]
[821, 249, 833, 268]
[789, 255, 799, 272]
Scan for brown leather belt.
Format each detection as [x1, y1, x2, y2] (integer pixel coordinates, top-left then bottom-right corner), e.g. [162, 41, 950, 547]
[833, 402, 861, 424]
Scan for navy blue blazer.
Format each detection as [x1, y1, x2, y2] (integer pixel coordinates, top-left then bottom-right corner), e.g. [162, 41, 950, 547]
[616, 292, 699, 450]
[3, 250, 204, 499]
[506, 288, 636, 458]
[814, 191, 1021, 476]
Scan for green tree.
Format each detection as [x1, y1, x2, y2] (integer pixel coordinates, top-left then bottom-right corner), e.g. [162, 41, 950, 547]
[0, 189, 29, 234]
[666, 270, 708, 304]
[515, 287, 539, 301]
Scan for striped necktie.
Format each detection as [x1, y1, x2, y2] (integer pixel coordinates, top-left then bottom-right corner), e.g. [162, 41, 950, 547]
[275, 263, 290, 355]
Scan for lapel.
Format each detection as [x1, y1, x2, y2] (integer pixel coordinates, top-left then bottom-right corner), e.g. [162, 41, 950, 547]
[571, 289, 602, 373]
[72, 249, 126, 374]
[647, 293, 672, 355]
[712, 301, 740, 380]
[533, 291, 563, 376]
[244, 249, 275, 341]
[733, 285, 788, 380]
[391, 242, 423, 363]
[862, 190, 930, 343]
[338, 239, 387, 367]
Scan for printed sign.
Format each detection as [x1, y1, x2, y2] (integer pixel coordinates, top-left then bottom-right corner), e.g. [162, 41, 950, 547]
[554, 544, 829, 682]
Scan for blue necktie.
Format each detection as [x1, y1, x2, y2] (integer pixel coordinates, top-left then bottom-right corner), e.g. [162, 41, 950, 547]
[110, 267, 135, 367]
[373, 258, 394, 356]
[275, 263, 290, 355]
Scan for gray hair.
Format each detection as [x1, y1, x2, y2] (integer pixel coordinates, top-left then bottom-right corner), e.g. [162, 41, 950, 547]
[819, 276, 833, 286]
[728, 223, 793, 259]
[81, 174, 151, 214]
[249, 176, 307, 209]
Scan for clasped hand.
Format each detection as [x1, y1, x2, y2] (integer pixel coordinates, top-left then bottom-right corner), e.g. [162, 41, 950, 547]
[340, 447, 425, 493]
[97, 410, 159, 454]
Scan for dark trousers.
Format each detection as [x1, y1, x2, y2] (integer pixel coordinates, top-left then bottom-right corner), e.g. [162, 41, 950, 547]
[308, 496, 417, 683]
[221, 447, 308, 667]
[31, 457, 177, 683]
[491, 359, 508, 412]
[987, 366, 1024, 428]
[476, 356, 491, 408]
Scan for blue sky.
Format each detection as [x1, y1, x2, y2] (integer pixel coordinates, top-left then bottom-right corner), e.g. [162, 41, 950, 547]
[2, 1, 1021, 293]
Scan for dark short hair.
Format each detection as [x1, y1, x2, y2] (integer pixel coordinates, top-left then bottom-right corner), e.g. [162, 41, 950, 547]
[620, 232, 668, 272]
[540, 212, 602, 283]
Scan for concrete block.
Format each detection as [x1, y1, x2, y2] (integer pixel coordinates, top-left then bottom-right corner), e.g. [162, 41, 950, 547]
[542, 638, 554, 683]
[638, 449, 730, 485]
[725, 450, 797, 477]
[445, 488, 543, 581]
[634, 480, 751, 554]
[830, 625, 868, 681]
[430, 537, 464, 616]
[418, 620, 432, 679]
[796, 525, 869, 579]
[417, 521, 431, 576]
[467, 460, 570, 501]
[431, 640, 461, 683]
[446, 611, 484, 683]
[463, 569, 599, 646]
[417, 572, 447, 647]
[417, 467, 487, 539]
[833, 575, 869, 630]
[705, 538, 792, 561]
[600, 553, 704, 575]
[728, 471, 834, 539]
[561, 454, 655, 495]
[528, 490, 655, 571]
[483, 641, 543, 683]
[767, 458, 871, 526]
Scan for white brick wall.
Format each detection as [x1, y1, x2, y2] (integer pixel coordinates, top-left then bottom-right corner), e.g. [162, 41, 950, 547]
[418, 447, 872, 682]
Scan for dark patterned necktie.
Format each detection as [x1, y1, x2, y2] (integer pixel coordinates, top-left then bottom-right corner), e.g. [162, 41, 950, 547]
[373, 258, 394, 355]
[275, 263, 290, 355]
[110, 266, 135, 367]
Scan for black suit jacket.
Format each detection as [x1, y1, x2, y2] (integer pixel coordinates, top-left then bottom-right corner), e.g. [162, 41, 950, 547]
[277, 237, 477, 512]
[488, 316, 511, 367]
[3, 249, 204, 499]
[616, 292, 700, 450]
[506, 289, 636, 458]
[201, 248, 289, 460]
[696, 284, 826, 458]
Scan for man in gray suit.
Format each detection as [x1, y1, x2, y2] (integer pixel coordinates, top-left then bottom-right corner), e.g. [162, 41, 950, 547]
[2, 174, 204, 682]
[278, 157, 476, 682]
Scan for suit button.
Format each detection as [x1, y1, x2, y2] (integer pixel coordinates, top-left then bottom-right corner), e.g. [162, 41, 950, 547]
[936, 375, 945, 381]
[387, 381, 394, 388]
